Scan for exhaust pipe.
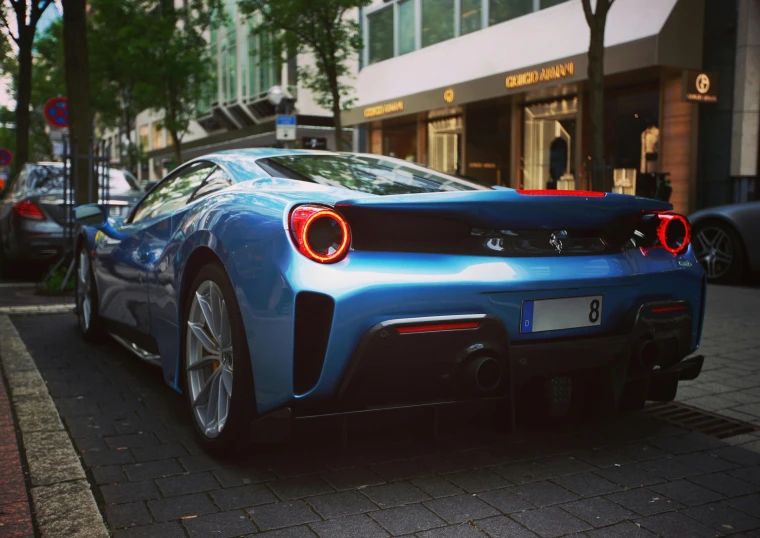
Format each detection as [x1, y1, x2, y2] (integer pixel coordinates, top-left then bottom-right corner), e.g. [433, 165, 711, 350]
[461, 355, 503, 392]
[638, 340, 660, 370]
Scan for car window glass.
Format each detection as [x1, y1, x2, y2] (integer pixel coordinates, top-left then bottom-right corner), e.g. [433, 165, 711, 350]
[188, 167, 232, 203]
[6, 168, 27, 198]
[131, 162, 215, 223]
[258, 154, 487, 195]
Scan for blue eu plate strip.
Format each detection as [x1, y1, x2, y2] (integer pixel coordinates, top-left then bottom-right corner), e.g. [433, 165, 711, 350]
[521, 300, 534, 333]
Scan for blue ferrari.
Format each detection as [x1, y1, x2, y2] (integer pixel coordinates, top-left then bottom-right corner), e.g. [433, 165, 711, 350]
[74, 149, 705, 453]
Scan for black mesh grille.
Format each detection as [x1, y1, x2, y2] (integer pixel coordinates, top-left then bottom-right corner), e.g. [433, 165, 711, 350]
[293, 292, 334, 395]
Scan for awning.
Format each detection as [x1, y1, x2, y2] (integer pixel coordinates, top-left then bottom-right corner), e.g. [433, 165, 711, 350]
[343, 0, 704, 125]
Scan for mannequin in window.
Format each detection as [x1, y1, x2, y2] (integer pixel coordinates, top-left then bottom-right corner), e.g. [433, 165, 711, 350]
[640, 120, 659, 174]
[549, 137, 568, 189]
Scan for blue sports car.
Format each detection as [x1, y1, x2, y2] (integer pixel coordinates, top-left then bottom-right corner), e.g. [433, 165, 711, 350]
[73, 149, 706, 453]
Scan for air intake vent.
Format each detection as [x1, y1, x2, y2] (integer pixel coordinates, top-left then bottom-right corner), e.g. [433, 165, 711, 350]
[293, 292, 334, 395]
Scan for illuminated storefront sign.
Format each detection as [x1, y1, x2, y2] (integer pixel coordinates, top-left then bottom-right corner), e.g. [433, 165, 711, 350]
[683, 71, 718, 103]
[505, 62, 576, 89]
[363, 100, 405, 118]
[443, 88, 455, 103]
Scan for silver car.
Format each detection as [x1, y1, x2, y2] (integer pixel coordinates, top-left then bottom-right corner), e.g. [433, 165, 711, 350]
[0, 162, 143, 274]
[689, 201, 760, 284]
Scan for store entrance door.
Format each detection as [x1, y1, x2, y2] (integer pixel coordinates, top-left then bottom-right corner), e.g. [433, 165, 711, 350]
[428, 115, 463, 175]
[522, 98, 578, 190]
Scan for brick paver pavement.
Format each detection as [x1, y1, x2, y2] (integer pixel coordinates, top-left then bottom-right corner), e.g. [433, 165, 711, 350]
[0, 363, 34, 537]
[8, 284, 760, 538]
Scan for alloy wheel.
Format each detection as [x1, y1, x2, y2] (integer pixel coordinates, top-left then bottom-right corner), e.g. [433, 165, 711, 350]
[693, 225, 734, 280]
[186, 280, 233, 439]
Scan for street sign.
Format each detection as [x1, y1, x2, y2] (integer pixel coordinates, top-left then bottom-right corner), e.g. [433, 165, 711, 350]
[302, 137, 327, 150]
[276, 114, 296, 141]
[44, 97, 70, 128]
[0, 148, 12, 166]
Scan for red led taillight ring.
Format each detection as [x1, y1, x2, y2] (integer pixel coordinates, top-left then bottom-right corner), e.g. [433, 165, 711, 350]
[657, 213, 691, 255]
[290, 205, 351, 263]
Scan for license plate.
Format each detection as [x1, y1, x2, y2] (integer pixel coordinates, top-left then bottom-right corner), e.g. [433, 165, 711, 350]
[521, 295, 603, 333]
[109, 206, 125, 217]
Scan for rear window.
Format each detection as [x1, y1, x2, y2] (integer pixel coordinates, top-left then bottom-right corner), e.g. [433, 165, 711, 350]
[257, 154, 488, 196]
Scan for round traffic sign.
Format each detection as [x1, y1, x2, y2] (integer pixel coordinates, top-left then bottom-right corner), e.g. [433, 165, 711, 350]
[44, 97, 69, 128]
[0, 148, 12, 166]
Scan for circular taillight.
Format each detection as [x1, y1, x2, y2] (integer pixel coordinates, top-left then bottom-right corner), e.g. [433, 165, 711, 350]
[290, 205, 351, 263]
[657, 213, 691, 255]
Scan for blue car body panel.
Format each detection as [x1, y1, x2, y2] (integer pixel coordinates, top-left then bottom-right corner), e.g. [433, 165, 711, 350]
[78, 149, 707, 417]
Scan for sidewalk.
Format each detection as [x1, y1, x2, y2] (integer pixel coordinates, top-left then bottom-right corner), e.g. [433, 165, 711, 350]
[0, 365, 34, 537]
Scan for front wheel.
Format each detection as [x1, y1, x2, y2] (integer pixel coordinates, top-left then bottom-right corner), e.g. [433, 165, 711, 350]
[182, 263, 257, 456]
[76, 245, 103, 340]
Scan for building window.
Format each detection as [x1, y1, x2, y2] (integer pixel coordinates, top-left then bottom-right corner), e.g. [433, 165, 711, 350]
[461, 0, 482, 35]
[540, 0, 568, 7]
[422, 0, 455, 47]
[489, 0, 533, 26]
[368, 6, 394, 64]
[151, 122, 164, 151]
[398, 0, 416, 55]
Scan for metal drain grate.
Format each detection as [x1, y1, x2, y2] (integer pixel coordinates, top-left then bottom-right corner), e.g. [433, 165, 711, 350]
[644, 401, 760, 439]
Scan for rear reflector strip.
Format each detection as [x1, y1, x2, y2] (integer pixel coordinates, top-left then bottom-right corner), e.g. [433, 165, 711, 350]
[518, 190, 606, 197]
[396, 321, 480, 334]
[651, 305, 687, 313]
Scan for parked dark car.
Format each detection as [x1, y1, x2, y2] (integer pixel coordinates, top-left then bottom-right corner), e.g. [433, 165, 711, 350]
[0, 162, 143, 274]
[689, 201, 760, 284]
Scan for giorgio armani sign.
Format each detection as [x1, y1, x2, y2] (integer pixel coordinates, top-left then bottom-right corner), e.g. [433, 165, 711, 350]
[683, 71, 718, 103]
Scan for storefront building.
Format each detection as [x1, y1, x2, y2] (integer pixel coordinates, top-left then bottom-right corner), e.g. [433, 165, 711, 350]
[345, 0, 760, 214]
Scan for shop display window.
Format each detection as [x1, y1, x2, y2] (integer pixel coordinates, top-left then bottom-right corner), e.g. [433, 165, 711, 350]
[489, 0, 532, 26]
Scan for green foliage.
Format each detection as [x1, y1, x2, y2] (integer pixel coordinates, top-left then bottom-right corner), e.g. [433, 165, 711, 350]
[40, 263, 75, 293]
[239, 0, 370, 147]
[144, 0, 225, 164]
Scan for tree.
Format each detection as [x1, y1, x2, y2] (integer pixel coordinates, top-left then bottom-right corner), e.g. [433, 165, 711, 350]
[581, 0, 616, 192]
[147, 0, 224, 166]
[0, 0, 54, 170]
[62, 0, 94, 204]
[238, 0, 369, 151]
[89, 0, 156, 174]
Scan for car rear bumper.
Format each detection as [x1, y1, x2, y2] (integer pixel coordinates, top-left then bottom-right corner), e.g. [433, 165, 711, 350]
[4, 223, 69, 263]
[248, 300, 704, 442]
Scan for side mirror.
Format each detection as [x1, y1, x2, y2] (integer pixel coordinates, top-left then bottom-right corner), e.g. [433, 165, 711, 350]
[74, 204, 107, 227]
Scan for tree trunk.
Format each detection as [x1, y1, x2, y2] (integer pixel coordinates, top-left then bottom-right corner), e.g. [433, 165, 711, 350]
[330, 80, 343, 151]
[14, 32, 33, 170]
[63, 0, 94, 204]
[171, 130, 182, 169]
[587, 17, 606, 192]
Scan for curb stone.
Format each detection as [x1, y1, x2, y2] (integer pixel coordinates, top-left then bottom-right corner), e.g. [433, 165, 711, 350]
[0, 314, 109, 538]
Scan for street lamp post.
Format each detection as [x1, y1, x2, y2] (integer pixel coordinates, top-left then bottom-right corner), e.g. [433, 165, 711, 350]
[267, 86, 297, 149]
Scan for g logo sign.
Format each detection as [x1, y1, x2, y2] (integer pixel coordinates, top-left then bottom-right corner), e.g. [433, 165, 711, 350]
[443, 88, 455, 104]
[696, 73, 710, 94]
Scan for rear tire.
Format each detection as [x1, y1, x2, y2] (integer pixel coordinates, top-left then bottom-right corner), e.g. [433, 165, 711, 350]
[182, 263, 257, 457]
[76, 244, 104, 341]
[692, 221, 744, 284]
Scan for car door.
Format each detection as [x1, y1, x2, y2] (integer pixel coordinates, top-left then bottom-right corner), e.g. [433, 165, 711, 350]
[94, 161, 216, 335]
[145, 166, 234, 336]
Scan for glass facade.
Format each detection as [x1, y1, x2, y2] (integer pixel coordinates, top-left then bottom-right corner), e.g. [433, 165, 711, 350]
[422, 0, 455, 47]
[202, 11, 282, 110]
[490, 0, 532, 26]
[398, 0, 416, 55]
[365, 0, 570, 63]
[368, 7, 394, 64]
[460, 0, 482, 35]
